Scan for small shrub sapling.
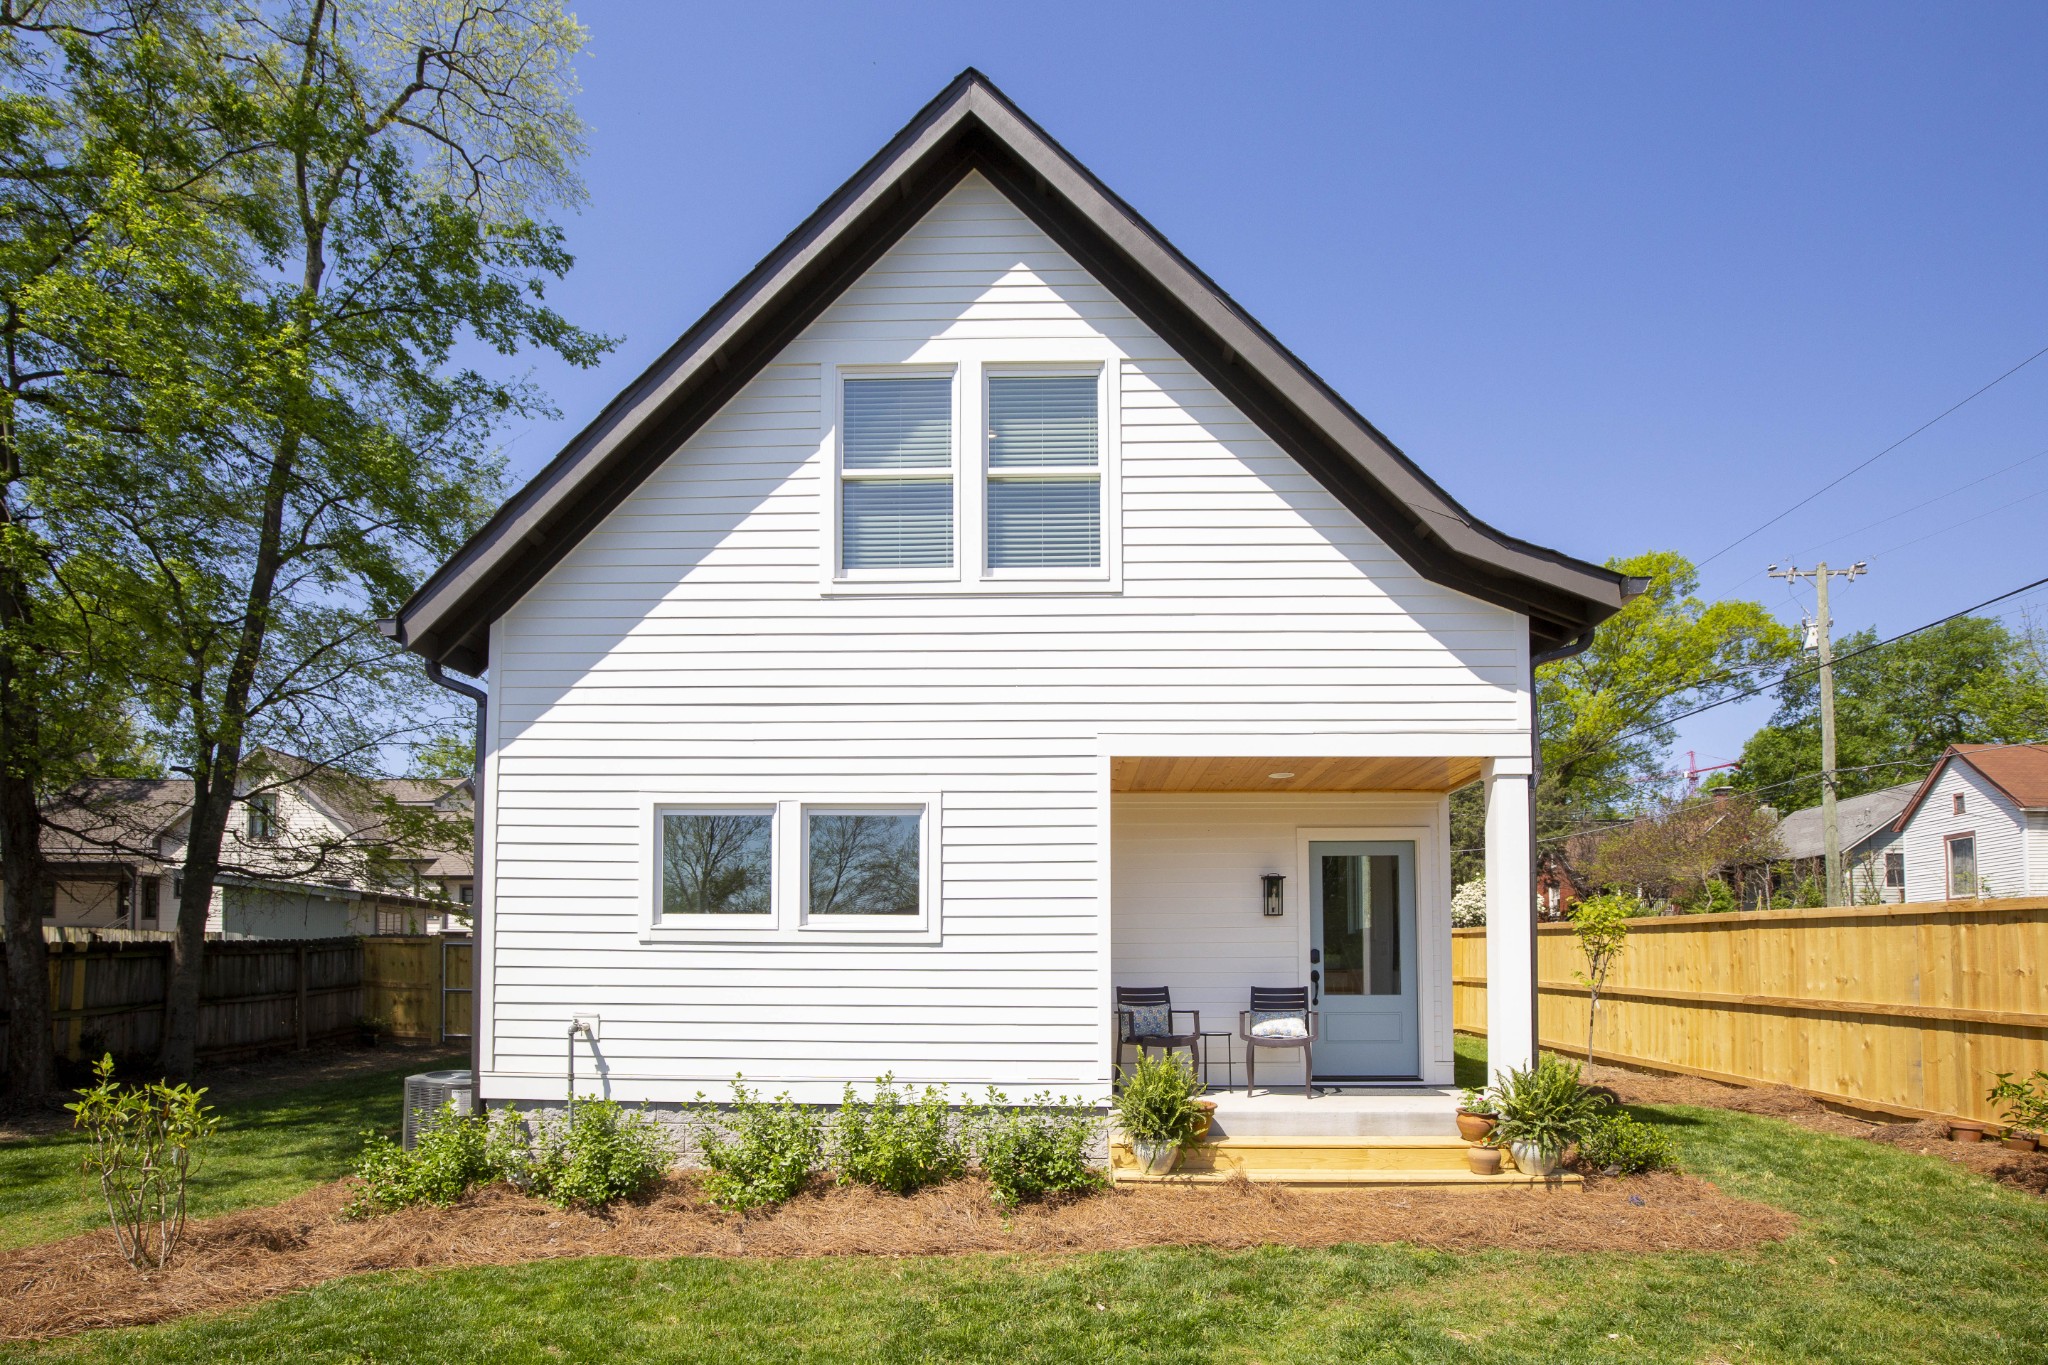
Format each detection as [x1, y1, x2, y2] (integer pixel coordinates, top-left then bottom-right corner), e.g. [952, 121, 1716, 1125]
[1569, 892, 1638, 1068]
[68, 1055, 219, 1269]
[967, 1088, 1106, 1209]
[832, 1073, 963, 1195]
[690, 1079, 824, 1212]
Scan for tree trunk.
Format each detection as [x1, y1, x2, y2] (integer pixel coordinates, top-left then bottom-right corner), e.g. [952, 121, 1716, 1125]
[0, 768, 51, 1106]
[158, 764, 231, 1078]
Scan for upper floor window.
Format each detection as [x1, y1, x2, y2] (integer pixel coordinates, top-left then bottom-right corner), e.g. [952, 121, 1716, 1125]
[1953, 792, 1966, 816]
[840, 375, 954, 572]
[986, 372, 1101, 570]
[245, 793, 277, 842]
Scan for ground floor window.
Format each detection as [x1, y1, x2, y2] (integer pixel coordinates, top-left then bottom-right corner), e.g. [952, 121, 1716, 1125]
[1946, 834, 1977, 898]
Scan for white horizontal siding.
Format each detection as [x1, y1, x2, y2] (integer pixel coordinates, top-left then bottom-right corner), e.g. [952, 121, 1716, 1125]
[481, 173, 1529, 1103]
[1900, 761, 2033, 901]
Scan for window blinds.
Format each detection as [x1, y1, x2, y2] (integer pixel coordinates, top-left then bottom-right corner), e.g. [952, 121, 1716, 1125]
[842, 376, 953, 569]
[987, 374, 1100, 569]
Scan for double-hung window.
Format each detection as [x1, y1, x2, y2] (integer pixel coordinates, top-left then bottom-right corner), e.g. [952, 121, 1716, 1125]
[985, 372, 1101, 571]
[839, 374, 954, 573]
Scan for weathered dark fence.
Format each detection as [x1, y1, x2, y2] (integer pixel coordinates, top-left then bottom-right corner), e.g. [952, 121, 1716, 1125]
[2, 934, 366, 1068]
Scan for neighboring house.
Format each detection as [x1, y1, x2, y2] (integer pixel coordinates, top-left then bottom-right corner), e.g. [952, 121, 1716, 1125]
[33, 763, 473, 938]
[383, 71, 1632, 1110]
[1772, 780, 1917, 903]
[1890, 744, 2048, 902]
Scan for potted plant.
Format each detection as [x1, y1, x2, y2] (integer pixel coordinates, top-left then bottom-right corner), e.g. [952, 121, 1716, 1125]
[1455, 1087, 1498, 1143]
[1485, 1055, 1609, 1178]
[355, 1014, 389, 1048]
[1114, 1051, 1207, 1176]
[1989, 1070, 2048, 1152]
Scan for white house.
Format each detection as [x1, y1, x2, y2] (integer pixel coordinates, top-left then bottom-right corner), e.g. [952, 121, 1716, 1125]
[1772, 780, 1915, 904]
[34, 764, 473, 937]
[385, 72, 1633, 1122]
[1890, 744, 2048, 902]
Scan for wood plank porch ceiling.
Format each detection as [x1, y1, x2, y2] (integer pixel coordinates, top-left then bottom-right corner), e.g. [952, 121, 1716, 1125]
[1110, 756, 1485, 794]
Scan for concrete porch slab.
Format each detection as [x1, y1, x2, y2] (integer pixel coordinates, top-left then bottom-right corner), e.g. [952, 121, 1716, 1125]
[1204, 1086, 1460, 1138]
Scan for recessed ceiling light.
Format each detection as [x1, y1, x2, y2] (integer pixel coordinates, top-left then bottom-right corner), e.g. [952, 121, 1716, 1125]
[1268, 771, 1295, 780]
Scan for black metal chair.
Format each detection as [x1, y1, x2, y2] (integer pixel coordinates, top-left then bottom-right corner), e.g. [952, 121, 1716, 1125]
[1114, 985, 1201, 1086]
[1239, 986, 1317, 1098]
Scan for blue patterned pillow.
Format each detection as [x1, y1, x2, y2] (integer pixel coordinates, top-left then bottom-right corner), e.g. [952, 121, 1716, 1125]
[1122, 1003, 1171, 1039]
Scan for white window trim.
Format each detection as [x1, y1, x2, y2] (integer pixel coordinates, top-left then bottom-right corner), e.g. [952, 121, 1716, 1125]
[822, 355, 1121, 596]
[638, 795, 943, 944]
[828, 364, 962, 586]
[980, 361, 1115, 584]
[799, 798, 938, 935]
[642, 800, 785, 941]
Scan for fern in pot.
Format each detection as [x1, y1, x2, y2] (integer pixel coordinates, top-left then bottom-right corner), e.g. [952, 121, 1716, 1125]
[1114, 1051, 1206, 1176]
[1486, 1055, 1609, 1178]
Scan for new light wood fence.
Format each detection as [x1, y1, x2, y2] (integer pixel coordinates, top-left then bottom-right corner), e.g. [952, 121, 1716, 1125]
[1452, 897, 2048, 1126]
[1, 932, 471, 1068]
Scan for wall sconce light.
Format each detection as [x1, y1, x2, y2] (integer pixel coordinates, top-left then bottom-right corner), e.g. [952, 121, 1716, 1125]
[1262, 873, 1285, 917]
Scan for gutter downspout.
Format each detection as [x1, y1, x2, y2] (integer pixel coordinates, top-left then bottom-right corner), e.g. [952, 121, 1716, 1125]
[422, 655, 487, 1108]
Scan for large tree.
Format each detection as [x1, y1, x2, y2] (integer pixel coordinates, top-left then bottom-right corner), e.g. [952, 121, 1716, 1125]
[41, 0, 608, 1076]
[1733, 615, 2048, 810]
[1451, 550, 1798, 889]
[0, 0, 235, 1104]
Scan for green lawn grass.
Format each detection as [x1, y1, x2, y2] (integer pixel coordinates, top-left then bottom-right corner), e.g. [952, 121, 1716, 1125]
[0, 1050, 463, 1251]
[5, 1037, 2048, 1363]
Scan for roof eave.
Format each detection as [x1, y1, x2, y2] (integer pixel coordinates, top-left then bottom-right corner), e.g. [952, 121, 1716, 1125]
[392, 70, 1628, 673]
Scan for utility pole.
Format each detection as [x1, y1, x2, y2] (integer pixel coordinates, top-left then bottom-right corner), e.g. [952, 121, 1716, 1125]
[1769, 560, 1867, 906]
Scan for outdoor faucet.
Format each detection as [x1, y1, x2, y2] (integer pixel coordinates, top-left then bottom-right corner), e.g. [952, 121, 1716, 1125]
[566, 1017, 595, 1102]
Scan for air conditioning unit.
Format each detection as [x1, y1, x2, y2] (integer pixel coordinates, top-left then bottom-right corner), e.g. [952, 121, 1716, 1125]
[402, 1069, 474, 1148]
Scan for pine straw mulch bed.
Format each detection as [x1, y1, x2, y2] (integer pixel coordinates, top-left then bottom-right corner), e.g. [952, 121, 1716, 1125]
[0, 1170, 1794, 1342]
[1583, 1062, 2048, 1198]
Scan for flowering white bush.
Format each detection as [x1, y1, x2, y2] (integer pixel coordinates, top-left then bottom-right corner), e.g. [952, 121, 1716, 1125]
[1451, 878, 1488, 927]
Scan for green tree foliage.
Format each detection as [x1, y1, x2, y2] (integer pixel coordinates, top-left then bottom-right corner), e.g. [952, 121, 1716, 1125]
[1734, 616, 2048, 810]
[24, 1, 610, 1075]
[1453, 551, 1797, 888]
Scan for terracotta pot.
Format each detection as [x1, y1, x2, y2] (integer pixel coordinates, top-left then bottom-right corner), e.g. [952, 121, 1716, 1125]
[1455, 1111, 1497, 1143]
[1191, 1101, 1217, 1142]
[1511, 1141, 1564, 1178]
[2002, 1132, 2039, 1153]
[1130, 1137, 1181, 1176]
[1951, 1123, 1987, 1144]
[1466, 1145, 1502, 1176]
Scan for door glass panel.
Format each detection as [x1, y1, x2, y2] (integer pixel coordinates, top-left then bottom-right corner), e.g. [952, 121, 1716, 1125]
[1320, 853, 1403, 997]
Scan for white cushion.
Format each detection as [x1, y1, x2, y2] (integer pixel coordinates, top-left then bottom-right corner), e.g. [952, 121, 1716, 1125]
[1248, 1011, 1308, 1040]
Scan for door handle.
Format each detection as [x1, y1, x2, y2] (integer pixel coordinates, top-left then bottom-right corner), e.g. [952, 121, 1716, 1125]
[1310, 968, 1320, 1006]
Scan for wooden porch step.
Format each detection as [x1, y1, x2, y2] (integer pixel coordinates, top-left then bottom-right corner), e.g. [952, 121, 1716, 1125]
[1110, 1135, 1584, 1188]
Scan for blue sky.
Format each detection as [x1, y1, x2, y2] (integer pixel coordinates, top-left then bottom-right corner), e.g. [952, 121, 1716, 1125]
[487, 1, 2048, 777]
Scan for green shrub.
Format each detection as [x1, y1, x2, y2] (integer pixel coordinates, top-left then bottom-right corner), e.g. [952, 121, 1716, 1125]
[1578, 1111, 1680, 1173]
[968, 1088, 1105, 1209]
[1485, 1055, 1610, 1157]
[514, 1099, 674, 1207]
[831, 1074, 963, 1195]
[1988, 1070, 2048, 1137]
[691, 1079, 823, 1212]
[67, 1054, 219, 1269]
[345, 1102, 493, 1217]
[1112, 1050, 1205, 1145]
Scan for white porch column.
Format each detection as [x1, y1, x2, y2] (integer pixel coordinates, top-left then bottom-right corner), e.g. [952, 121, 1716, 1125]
[1482, 756, 1536, 1086]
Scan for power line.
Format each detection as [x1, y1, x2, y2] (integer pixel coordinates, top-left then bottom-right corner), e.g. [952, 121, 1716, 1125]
[1595, 570, 2048, 758]
[1715, 444, 2048, 594]
[1696, 342, 2048, 569]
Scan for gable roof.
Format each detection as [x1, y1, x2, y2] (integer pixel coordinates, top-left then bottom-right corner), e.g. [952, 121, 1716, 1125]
[387, 70, 1634, 676]
[1774, 780, 1916, 860]
[1891, 743, 2048, 830]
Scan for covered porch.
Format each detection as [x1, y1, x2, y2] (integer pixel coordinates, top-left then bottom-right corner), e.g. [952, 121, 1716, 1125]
[1103, 743, 1551, 1184]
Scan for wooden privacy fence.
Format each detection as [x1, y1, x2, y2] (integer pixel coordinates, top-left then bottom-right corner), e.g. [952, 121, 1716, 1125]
[1452, 896, 2048, 1127]
[1, 933, 471, 1068]
[361, 935, 472, 1043]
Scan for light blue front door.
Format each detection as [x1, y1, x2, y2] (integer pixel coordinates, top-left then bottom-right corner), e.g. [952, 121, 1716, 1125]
[1309, 841, 1420, 1079]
